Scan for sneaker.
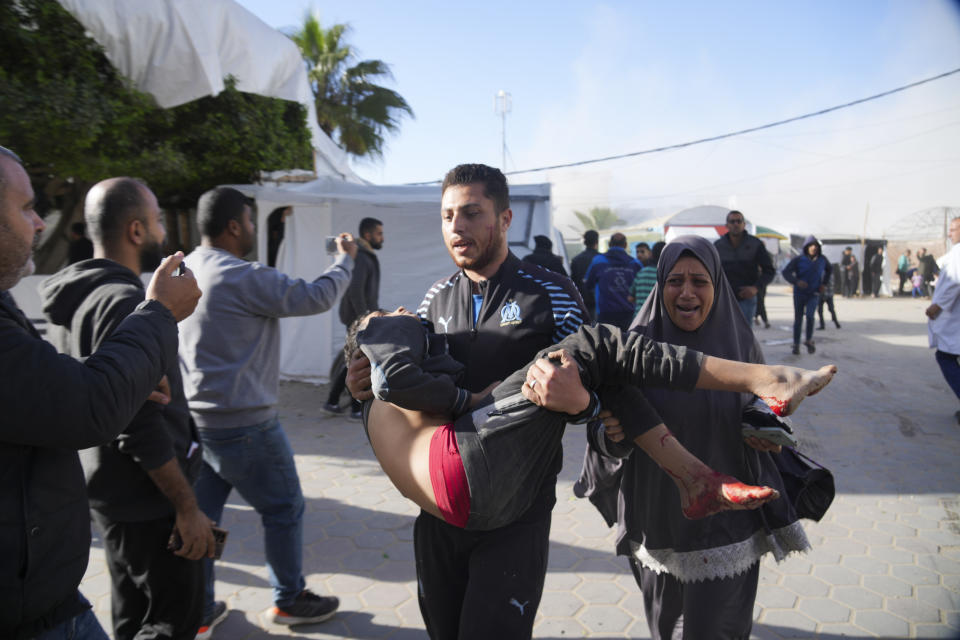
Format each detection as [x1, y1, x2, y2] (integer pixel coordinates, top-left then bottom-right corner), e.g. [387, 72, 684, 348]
[320, 402, 343, 417]
[196, 601, 227, 639]
[804, 340, 816, 354]
[348, 409, 363, 422]
[270, 589, 339, 625]
[791, 344, 800, 355]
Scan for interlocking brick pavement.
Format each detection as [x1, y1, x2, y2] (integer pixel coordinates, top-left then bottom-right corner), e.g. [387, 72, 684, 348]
[80, 285, 960, 638]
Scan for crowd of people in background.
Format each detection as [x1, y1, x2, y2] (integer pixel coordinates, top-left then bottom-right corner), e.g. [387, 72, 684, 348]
[3, 137, 956, 640]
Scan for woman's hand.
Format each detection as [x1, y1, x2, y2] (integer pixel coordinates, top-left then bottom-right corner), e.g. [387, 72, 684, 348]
[599, 409, 626, 443]
[744, 435, 781, 454]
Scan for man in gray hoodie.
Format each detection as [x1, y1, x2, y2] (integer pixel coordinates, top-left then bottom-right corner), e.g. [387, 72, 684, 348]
[178, 187, 356, 631]
[41, 177, 213, 640]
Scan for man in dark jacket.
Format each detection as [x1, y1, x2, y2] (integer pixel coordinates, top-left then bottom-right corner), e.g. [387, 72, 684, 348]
[869, 246, 885, 297]
[324, 217, 383, 420]
[0, 145, 201, 639]
[40, 178, 214, 640]
[347, 164, 587, 639]
[783, 235, 832, 355]
[714, 210, 775, 322]
[918, 247, 940, 297]
[522, 234, 567, 275]
[569, 229, 599, 321]
[584, 232, 641, 329]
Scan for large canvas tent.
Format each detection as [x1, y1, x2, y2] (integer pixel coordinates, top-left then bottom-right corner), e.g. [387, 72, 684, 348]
[56, 0, 361, 182]
[230, 178, 556, 381]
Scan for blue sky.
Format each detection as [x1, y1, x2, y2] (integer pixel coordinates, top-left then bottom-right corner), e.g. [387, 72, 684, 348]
[235, 0, 960, 236]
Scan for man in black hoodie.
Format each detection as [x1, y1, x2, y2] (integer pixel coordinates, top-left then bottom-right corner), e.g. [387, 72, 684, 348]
[40, 178, 214, 640]
[0, 146, 200, 640]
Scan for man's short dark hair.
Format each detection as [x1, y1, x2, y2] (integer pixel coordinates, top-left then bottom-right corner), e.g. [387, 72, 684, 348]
[726, 210, 744, 223]
[359, 217, 383, 236]
[651, 241, 666, 264]
[197, 187, 254, 239]
[635, 242, 650, 251]
[0, 145, 24, 199]
[85, 178, 149, 248]
[441, 164, 509, 213]
[583, 229, 599, 247]
[533, 234, 552, 250]
[609, 232, 627, 248]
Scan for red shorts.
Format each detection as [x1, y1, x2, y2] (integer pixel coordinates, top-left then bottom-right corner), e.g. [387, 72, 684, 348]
[428, 424, 470, 528]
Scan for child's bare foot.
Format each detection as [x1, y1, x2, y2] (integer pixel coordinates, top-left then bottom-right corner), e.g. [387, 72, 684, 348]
[680, 472, 780, 520]
[756, 364, 837, 416]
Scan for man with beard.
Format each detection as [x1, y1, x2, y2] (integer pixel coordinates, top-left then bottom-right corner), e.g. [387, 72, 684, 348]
[0, 146, 201, 639]
[324, 217, 384, 420]
[40, 177, 214, 640]
[178, 187, 355, 633]
[347, 164, 587, 639]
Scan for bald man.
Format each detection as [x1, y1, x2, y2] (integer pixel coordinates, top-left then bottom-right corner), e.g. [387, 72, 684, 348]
[0, 145, 200, 639]
[41, 178, 212, 640]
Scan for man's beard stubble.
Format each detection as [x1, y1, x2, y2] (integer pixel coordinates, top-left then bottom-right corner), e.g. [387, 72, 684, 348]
[139, 238, 164, 273]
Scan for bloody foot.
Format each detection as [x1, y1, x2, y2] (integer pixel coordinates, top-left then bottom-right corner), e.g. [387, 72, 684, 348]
[756, 364, 838, 416]
[681, 472, 780, 520]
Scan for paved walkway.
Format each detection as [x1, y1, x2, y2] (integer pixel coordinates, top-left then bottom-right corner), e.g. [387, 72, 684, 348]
[81, 285, 960, 638]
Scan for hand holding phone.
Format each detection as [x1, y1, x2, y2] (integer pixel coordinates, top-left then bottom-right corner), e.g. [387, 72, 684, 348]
[325, 236, 338, 254]
[167, 525, 229, 559]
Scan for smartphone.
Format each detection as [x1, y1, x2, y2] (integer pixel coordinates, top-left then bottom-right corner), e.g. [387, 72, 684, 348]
[741, 396, 799, 448]
[176, 262, 186, 276]
[325, 236, 338, 254]
[167, 525, 229, 559]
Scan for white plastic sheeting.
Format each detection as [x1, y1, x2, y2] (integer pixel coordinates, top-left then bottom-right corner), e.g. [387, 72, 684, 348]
[231, 178, 554, 381]
[56, 0, 362, 183]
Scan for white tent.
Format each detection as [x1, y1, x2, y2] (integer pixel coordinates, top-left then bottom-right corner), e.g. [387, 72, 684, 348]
[56, 0, 362, 183]
[231, 178, 555, 381]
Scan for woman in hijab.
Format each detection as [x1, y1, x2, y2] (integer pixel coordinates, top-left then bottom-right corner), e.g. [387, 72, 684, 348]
[576, 235, 812, 639]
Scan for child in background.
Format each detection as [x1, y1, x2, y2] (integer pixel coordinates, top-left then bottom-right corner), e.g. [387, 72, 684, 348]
[911, 270, 925, 298]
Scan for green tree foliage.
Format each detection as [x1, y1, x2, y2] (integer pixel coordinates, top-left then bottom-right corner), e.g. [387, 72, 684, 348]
[0, 0, 313, 269]
[292, 13, 413, 159]
[573, 207, 626, 232]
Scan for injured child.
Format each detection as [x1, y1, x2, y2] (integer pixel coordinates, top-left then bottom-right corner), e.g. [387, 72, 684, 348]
[348, 308, 836, 531]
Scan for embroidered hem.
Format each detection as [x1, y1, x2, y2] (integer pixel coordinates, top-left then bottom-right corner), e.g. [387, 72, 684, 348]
[630, 522, 810, 583]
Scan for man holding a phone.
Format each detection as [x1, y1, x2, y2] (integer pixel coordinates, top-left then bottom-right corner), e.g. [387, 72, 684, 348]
[323, 217, 384, 420]
[39, 176, 213, 640]
[179, 187, 356, 632]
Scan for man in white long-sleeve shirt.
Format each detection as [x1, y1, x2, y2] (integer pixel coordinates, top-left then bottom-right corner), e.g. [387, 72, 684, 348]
[925, 216, 960, 425]
[178, 187, 356, 635]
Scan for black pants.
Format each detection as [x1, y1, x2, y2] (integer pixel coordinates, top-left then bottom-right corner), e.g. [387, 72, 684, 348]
[326, 358, 362, 411]
[817, 294, 839, 327]
[755, 284, 768, 325]
[631, 558, 760, 640]
[415, 511, 550, 640]
[91, 512, 204, 640]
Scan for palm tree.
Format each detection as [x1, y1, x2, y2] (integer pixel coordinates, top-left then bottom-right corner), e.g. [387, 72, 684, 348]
[292, 13, 413, 159]
[572, 207, 625, 232]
